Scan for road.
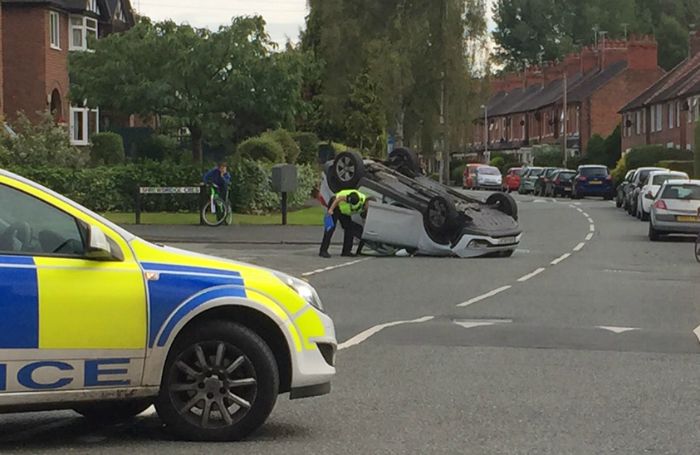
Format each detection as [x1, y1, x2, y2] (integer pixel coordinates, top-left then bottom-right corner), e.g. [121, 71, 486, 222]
[2, 193, 700, 454]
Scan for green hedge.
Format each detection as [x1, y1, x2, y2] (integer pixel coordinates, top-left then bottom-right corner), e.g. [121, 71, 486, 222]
[695, 121, 700, 178]
[291, 132, 320, 164]
[6, 160, 319, 214]
[656, 160, 695, 178]
[613, 145, 694, 183]
[264, 129, 301, 164]
[91, 132, 125, 165]
[237, 136, 285, 163]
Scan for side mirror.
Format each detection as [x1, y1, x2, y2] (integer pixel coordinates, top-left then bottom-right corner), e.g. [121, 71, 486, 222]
[86, 225, 120, 261]
[644, 191, 654, 200]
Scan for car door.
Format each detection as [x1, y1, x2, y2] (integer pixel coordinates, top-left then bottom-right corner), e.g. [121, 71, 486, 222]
[0, 182, 146, 394]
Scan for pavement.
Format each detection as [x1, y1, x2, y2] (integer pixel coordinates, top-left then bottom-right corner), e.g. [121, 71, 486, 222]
[2, 192, 700, 454]
[126, 224, 330, 245]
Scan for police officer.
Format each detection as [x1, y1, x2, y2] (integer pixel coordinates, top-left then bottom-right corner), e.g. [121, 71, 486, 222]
[319, 189, 369, 258]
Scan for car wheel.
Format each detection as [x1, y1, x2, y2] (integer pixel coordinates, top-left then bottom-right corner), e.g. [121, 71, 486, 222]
[73, 399, 152, 422]
[648, 223, 661, 241]
[486, 192, 518, 221]
[388, 147, 420, 177]
[330, 151, 365, 191]
[424, 196, 459, 243]
[156, 321, 278, 442]
[616, 194, 623, 208]
[641, 211, 649, 222]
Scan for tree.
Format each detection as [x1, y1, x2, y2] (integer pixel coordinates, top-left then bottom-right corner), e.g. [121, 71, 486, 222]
[70, 17, 303, 163]
[695, 121, 700, 178]
[656, 15, 688, 71]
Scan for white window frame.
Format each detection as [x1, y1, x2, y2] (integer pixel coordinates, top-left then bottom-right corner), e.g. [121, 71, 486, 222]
[668, 102, 674, 129]
[676, 101, 681, 128]
[49, 11, 61, 50]
[70, 106, 99, 146]
[114, 1, 125, 21]
[69, 15, 98, 51]
[652, 104, 662, 132]
[635, 111, 641, 135]
[87, 0, 100, 14]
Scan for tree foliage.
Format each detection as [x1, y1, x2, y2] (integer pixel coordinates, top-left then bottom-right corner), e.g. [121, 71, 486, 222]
[70, 17, 303, 162]
[493, 0, 700, 70]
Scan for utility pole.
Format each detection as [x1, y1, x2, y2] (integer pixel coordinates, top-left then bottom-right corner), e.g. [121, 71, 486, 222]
[690, 25, 697, 59]
[440, 0, 450, 185]
[562, 72, 568, 168]
[622, 23, 629, 41]
[481, 104, 489, 160]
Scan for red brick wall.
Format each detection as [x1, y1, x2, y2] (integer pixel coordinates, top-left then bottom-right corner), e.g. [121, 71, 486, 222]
[0, 5, 4, 117]
[45, 9, 69, 123]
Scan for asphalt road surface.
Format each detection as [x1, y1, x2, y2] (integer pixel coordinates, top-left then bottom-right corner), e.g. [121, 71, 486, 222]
[2, 193, 700, 454]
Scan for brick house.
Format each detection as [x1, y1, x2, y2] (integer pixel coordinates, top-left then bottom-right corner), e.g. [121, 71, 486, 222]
[0, 4, 4, 116]
[620, 31, 700, 153]
[1, 0, 134, 144]
[472, 36, 664, 159]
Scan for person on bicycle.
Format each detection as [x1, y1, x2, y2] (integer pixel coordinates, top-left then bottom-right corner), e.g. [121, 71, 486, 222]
[203, 161, 231, 197]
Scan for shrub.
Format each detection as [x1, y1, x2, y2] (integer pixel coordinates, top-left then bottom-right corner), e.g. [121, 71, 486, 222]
[490, 156, 505, 172]
[265, 129, 301, 164]
[533, 145, 563, 167]
[91, 132, 125, 165]
[237, 136, 285, 163]
[136, 134, 179, 162]
[657, 160, 695, 178]
[291, 132, 320, 164]
[695, 121, 700, 178]
[451, 163, 465, 186]
[1, 111, 88, 168]
[625, 144, 693, 170]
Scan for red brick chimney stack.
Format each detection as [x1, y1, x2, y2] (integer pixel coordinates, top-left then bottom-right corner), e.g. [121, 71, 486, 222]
[543, 61, 563, 83]
[563, 53, 581, 77]
[524, 65, 542, 88]
[602, 39, 628, 68]
[626, 35, 658, 70]
[580, 46, 599, 73]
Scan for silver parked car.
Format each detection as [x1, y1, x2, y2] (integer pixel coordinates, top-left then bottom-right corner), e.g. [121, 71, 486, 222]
[648, 179, 700, 241]
[474, 166, 503, 191]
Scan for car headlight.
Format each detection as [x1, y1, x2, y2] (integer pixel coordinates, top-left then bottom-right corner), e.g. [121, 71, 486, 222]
[274, 272, 324, 312]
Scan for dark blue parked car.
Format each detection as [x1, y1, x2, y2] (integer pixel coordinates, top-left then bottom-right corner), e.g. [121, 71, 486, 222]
[571, 165, 614, 200]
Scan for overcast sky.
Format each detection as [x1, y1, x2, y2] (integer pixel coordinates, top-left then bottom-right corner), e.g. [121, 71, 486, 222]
[134, 0, 495, 45]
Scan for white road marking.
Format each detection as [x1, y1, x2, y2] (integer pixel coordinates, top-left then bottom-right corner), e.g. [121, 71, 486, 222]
[589, 224, 596, 232]
[587, 218, 594, 224]
[574, 202, 582, 206]
[576, 208, 584, 213]
[568, 204, 577, 209]
[453, 319, 513, 329]
[302, 258, 373, 277]
[517, 268, 546, 282]
[457, 285, 512, 307]
[338, 316, 434, 350]
[139, 405, 157, 417]
[551, 253, 571, 265]
[573, 242, 586, 252]
[693, 325, 700, 344]
[582, 212, 590, 217]
[585, 233, 594, 241]
[597, 326, 639, 334]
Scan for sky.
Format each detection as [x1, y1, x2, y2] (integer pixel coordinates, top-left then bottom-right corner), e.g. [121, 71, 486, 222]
[134, 0, 495, 46]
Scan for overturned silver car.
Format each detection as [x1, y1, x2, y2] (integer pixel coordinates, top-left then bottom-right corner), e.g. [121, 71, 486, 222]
[320, 148, 522, 258]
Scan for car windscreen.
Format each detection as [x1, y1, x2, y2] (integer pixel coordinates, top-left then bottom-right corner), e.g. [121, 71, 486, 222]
[652, 174, 684, 185]
[514, 169, 523, 176]
[528, 169, 544, 177]
[580, 167, 609, 177]
[661, 184, 700, 200]
[557, 172, 576, 181]
[636, 169, 657, 182]
[479, 167, 500, 175]
[544, 169, 559, 178]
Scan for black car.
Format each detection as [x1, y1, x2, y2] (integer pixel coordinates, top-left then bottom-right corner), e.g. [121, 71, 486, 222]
[534, 167, 561, 197]
[616, 169, 636, 208]
[546, 170, 576, 197]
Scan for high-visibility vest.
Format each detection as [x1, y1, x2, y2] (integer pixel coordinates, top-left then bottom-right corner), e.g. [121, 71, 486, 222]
[336, 190, 367, 215]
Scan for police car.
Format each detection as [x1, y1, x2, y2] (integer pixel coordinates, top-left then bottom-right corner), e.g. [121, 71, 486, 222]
[0, 169, 336, 441]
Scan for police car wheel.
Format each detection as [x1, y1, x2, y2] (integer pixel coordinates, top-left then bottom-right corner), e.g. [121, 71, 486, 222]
[73, 399, 152, 422]
[156, 321, 279, 441]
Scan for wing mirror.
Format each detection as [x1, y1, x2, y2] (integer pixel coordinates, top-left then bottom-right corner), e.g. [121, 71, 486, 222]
[644, 191, 655, 200]
[86, 225, 122, 261]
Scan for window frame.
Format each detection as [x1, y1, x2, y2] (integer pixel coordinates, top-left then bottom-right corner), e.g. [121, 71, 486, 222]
[69, 15, 99, 51]
[668, 102, 674, 129]
[49, 11, 61, 50]
[70, 105, 100, 146]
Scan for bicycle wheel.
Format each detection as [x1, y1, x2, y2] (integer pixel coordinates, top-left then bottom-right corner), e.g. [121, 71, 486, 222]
[202, 197, 227, 227]
[224, 202, 234, 226]
[695, 233, 700, 263]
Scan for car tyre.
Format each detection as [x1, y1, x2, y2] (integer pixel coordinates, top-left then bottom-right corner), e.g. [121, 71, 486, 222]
[648, 223, 661, 241]
[388, 147, 421, 177]
[73, 399, 152, 422]
[156, 321, 278, 442]
[486, 192, 518, 221]
[424, 196, 459, 243]
[330, 151, 365, 191]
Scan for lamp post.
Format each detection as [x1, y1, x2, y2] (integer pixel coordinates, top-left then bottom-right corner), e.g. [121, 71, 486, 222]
[481, 104, 488, 162]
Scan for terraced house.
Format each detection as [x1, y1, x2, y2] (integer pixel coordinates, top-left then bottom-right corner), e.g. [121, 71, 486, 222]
[620, 31, 700, 153]
[472, 36, 664, 158]
[1, 0, 134, 144]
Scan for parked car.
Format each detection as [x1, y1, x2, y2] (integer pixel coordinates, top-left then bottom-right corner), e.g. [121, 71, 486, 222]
[534, 167, 562, 197]
[518, 167, 544, 194]
[616, 169, 636, 208]
[463, 163, 486, 189]
[636, 170, 689, 221]
[322, 149, 522, 258]
[503, 167, 523, 192]
[648, 179, 700, 241]
[474, 166, 503, 191]
[546, 170, 576, 197]
[571, 165, 614, 200]
[624, 167, 666, 215]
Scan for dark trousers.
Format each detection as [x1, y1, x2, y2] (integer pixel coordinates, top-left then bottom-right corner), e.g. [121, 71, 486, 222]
[320, 206, 355, 255]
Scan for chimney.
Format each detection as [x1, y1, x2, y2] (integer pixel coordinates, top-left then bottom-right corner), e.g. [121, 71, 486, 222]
[524, 66, 543, 88]
[491, 76, 507, 94]
[504, 72, 522, 92]
[627, 35, 658, 70]
[602, 39, 628, 68]
[691, 30, 700, 57]
[563, 53, 581, 77]
[580, 46, 599, 73]
[543, 61, 562, 83]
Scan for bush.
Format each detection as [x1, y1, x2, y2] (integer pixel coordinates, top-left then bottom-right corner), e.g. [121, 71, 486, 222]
[1, 111, 88, 168]
[291, 132, 320, 164]
[490, 156, 505, 171]
[657, 160, 695, 178]
[91, 132, 125, 165]
[237, 136, 285, 163]
[533, 145, 563, 167]
[137, 134, 179, 162]
[625, 144, 693, 170]
[265, 129, 301, 164]
[695, 121, 700, 178]
[451, 163, 465, 186]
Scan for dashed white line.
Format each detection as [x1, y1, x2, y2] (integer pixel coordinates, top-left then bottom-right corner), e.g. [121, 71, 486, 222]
[338, 316, 434, 350]
[551, 253, 571, 265]
[589, 224, 596, 232]
[454, 319, 513, 329]
[302, 258, 373, 277]
[517, 267, 546, 282]
[582, 212, 590, 217]
[585, 233, 594, 241]
[458, 285, 512, 307]
[598, 326, 639, 334]
[693, 325, 700, 344]
[576, 208, 584, 213]
[573, 242, 586, 252]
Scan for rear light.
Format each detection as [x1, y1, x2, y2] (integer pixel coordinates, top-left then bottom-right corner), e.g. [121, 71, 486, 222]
[605, 175, 612, 181]
[578, 176, 587, 182]
[654, 200, 668, 210]
[554, 178, 561, 185]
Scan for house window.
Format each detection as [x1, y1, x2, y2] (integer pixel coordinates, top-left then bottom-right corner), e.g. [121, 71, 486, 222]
[70, 16, 98, 51]
[49, 12, 60, 50]
[651, 104, 662, 132]
[668, 103, 674, 129]
[635, 111, 641, 135]
[676, 101, 681, 128]
[70, 106, 99, 145]
[114, 1, 126, 21]
[87, 0, 100, 14]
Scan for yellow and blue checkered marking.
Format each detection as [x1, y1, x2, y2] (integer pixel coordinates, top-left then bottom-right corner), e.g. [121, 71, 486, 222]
[0, 255, 39, 349]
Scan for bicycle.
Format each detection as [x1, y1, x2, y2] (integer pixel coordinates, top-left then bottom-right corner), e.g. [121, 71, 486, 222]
[695, 232, 700, 263]
[201, 184, 233, 227]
